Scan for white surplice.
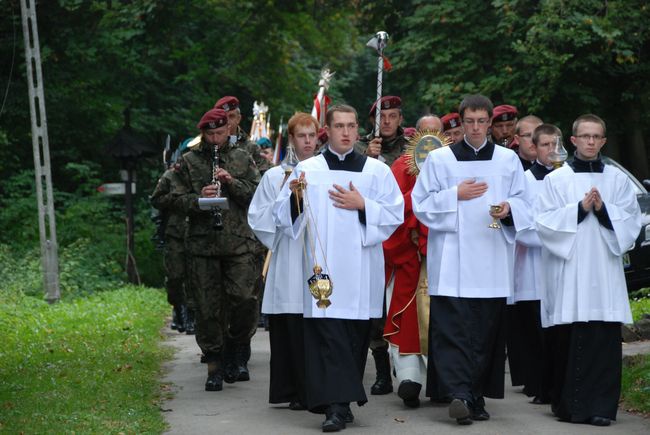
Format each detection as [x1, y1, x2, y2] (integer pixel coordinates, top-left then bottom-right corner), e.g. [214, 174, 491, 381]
[248, 165, 305, 314]
[535, 164, 641, 326]
[411, 145, 527, 298]
[273, 154, 404, 320]
[512, 170, 546, 303]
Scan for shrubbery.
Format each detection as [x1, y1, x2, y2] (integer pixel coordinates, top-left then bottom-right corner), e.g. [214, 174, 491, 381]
[0, 165, 164, 299]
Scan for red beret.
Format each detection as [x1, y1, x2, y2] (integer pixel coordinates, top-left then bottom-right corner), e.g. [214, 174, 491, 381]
[492, 104, 518, 122]
[317, 128, 328, 144]
[403, 127, 416, 138]
[214, 96, 240, 111]
[197, 108, 228, 130]
[441, 112, 462, 130]
[369, 95, 402, 116]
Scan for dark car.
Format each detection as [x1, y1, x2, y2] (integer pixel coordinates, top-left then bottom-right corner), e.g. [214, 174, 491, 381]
[601, 156, 650, 291]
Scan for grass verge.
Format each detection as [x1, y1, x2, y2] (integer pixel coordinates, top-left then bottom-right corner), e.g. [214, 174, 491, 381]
[621, 354, 650, 416]
[0, 286, 171, 433]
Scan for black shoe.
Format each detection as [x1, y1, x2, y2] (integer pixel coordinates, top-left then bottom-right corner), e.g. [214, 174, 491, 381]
[397, 380, 421, 408]
[449, 398, 473, 425]
[370, 348, 393, 395]
[322, 413, 346, 432]
[184, 308, 195, 335]
[289, 401, 307, 411]
[470, 397, 490, 421]
[343, 408, 354, 424]
[531, 396, 549, 405]
[588, 416, 611, 427]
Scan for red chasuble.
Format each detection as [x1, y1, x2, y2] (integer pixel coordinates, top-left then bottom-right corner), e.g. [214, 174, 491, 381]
[383, 155, 429, 354]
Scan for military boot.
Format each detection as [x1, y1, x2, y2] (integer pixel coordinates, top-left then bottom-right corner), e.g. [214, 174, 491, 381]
[223, 341, 238, 384]
[205, 361, 223, 392]
[184, 307, 195, 335]
[170, 307, 179, 330]
[370, 347, 393, 395]
[234, 343, 251, 382]
[174, 305, 187, 333]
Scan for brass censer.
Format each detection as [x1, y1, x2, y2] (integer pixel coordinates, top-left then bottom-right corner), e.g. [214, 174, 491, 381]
[308, 265, 333, 308]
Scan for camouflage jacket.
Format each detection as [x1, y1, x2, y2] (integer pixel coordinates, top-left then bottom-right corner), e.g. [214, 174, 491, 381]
[236, 129, 271, 175]
[175, 140, 261, 256]
[354, 126, 408, 167]
[150, 167, 187, 240]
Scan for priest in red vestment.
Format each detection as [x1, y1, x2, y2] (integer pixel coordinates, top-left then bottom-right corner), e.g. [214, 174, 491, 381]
[383, 153, 429, 408]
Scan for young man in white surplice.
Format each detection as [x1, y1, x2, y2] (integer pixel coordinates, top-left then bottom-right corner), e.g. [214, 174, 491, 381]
[274, 104, 404, 432]
[412, 94, 528, 426]
[248, 112, 319, 411]
[535, 114, 641, 427]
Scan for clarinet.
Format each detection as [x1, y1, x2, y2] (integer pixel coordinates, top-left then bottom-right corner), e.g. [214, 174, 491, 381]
[211, 143, 224, 231]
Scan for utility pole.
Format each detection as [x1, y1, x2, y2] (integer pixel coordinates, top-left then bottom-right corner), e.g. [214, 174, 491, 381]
[20, 0, 60, 303]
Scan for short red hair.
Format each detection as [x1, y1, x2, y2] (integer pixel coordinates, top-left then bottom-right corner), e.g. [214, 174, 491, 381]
[287, 112, 319, 137]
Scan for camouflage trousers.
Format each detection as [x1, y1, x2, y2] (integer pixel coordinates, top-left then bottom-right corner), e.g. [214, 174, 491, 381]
[189, 252, 260, 361]
[163, 235, 187, 308]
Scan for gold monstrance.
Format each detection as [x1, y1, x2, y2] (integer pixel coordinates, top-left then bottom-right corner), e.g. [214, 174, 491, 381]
[404, 129, 452, 176]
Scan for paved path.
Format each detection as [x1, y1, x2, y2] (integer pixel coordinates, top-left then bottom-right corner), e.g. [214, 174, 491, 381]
[162, 329, 650, 435]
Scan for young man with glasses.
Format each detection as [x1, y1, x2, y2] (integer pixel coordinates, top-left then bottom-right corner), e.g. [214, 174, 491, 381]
[534, 114, 641, 426]
[275, 104, 404, 432]
[412, 94, 527, 425]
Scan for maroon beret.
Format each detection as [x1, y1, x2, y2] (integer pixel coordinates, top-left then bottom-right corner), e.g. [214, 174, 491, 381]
[492, 104, 518, 122]
[197, 108, 228, 130]
[317, 128, 328, 144]
[214, 96, 240, 111]
[369, 95, 402, 116]
[403, 127, 416, 138]
[441, 112, 462, 130]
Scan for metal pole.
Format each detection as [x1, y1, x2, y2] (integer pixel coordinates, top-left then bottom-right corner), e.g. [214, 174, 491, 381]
[367, 31, 389, 139]
[20, 0, 60, 303]
[124, 166, 138, 284]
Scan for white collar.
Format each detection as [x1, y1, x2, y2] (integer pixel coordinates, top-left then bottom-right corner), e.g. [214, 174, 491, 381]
[463, 136, 488, 153]
[328, 145, 354, 161]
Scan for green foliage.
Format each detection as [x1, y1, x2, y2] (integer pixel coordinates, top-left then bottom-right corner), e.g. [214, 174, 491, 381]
[629, 295, 650, 323]
[0, 286, 171, 433]
[0, 162, 163, 291]
[621, 354, 650, 414]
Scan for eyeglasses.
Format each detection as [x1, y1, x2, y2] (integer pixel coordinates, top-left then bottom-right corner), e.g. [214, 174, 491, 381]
[576, 134, 605, 141]
[462, 118, 489, 126]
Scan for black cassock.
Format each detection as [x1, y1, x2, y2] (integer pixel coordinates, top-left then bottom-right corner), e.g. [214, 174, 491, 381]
[268, 314, 306, 405]
[549, 321, 622, 422]
[298, 149, 373, 413]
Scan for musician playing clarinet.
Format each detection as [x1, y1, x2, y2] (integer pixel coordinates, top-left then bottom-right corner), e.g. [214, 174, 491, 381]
[175, 108, 261, 392]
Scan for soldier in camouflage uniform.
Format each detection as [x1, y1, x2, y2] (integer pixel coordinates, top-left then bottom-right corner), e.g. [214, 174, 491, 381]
[150, 141, 195, 335]
[214, 96, 272, 175]
[353, 95, 409, 167]
[175, 108, 261, 391]
[215, 96, 270, 364]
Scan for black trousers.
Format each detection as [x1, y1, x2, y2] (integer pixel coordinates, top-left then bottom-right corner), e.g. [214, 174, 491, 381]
[268, 314, 306, 405]
[426, 296, 506, 402]
[303, 318, 371, 413]
[506, 300, 547, 398]
[549, 321, 622, 422]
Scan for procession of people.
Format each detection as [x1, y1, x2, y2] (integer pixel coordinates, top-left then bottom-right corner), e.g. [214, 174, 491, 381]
[150, 82, 641, 432]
